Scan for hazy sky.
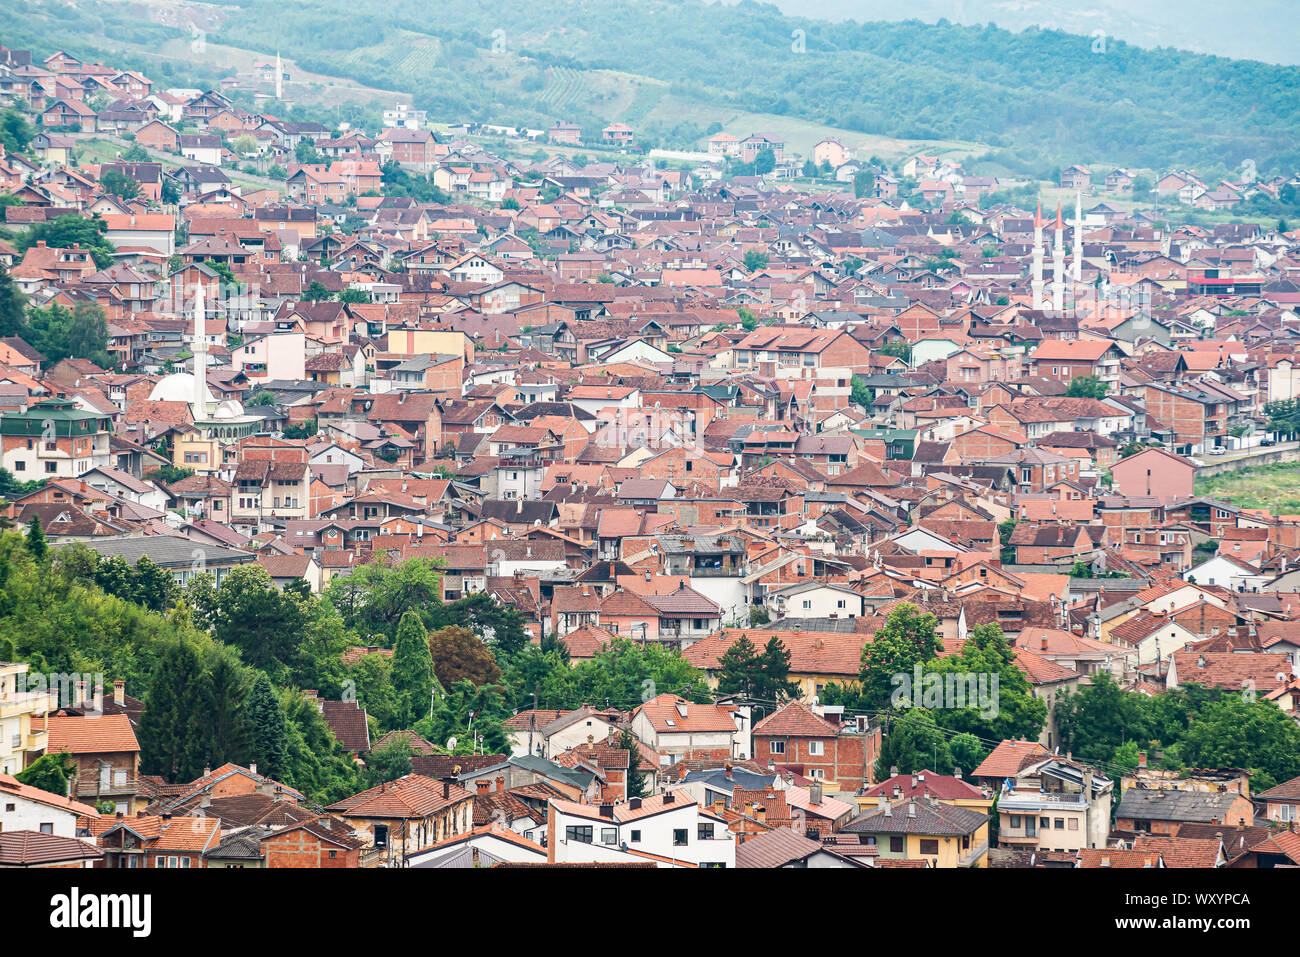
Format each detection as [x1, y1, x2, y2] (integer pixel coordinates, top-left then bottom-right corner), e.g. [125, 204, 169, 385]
[717, 0, 1299, 65]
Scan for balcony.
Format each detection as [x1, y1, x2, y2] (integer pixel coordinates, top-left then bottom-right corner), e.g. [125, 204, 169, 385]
[74, 773, 140, 799]
[959, 839, 988, 867]
[998, 789, 1089, 813]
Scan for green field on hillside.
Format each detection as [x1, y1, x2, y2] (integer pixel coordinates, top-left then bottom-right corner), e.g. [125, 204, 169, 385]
[1194, 462, 1300, 513]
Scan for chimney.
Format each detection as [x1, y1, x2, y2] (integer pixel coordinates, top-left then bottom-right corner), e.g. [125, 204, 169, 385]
[249, 762, 257, 776]
[495, 775, 505, 793]
[476, 779, 491, 795]
[676, 701, 688, 719]
[443, 780, 451, 799]
[203, 764, 211, 778]
[1198, 655, 1206, 669]
[1138, 751, 1147, 769]
[629, 797, 642, 810]
[809, 782, 823, 805]
[113, 679, 125, 707]
[907, 802, 916, 818]
[664, 791, 675, 803]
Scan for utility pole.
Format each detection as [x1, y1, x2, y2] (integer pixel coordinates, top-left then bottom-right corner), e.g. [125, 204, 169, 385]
[528, 683, 539, 756]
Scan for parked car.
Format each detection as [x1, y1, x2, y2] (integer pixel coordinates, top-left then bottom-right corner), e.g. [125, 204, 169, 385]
[1208, 446, 1227, 455]
[1261, 438, 1277, 447]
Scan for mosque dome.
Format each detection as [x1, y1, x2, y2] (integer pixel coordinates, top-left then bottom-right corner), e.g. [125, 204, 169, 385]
[148, 371, 211, 405]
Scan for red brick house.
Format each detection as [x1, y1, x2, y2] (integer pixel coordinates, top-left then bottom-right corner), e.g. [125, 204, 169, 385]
[751, 701, 879, 793]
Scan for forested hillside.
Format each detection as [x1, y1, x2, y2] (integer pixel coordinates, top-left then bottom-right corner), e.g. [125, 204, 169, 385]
[3, 0, 1298, 175]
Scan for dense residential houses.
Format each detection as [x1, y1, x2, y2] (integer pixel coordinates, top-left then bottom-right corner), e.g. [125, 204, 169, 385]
[2, 39, 1300, 874]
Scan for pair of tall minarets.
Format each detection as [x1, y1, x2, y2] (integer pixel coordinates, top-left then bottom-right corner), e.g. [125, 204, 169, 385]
[1031, 192, 1083, 312]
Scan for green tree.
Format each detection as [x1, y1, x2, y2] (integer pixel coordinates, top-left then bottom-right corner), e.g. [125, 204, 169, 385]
[716, 633, 762, 699]
[570, 638, 710, 710]
[753, 147, 775, 175]
[877, 338, 912, 363]
[874, 708, 953, 779]
[1054, 671, 1147, 766]
[132, 555, 179, 612]
[348, 651, 401, 732]
[325, 556, 444, 641]
[1178, 693, 1300, 792]
[23, 516, 47, 562]
[138, 638, 209, 781]
[923, 623, 1046, 742]
[850, 374, 873, 409]
[200, 656, 252, 769]
[1065, 374, 1109, 399]
[754, 635, 799, 716]
[743, 249, 769, 273]
[859, 602, 941, 710]
[245, 671, 290, 782]
[0, 267, 28, 338]
[427, 590, 528, 660]
[100, 168, 140, 200]
[300, 280, 333, 302]
[617, 727, 649, 798]
[853, 168, 875, 199]
[15, 751, 77, 797]
[364, 736, 414, 788]
[210, 565, 310, 682]
[0, 108, 34, 154]
[949, 733, 987, 778]
[392, 610, 436, 727]
[18, 215, 115, 269]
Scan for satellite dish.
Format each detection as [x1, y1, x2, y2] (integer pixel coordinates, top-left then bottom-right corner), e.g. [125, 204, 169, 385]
[446, 736, 458, 751]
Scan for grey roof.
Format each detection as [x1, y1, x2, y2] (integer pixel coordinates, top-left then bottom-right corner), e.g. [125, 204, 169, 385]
[1115, 788, 1246, 824]
[844, 798, 988, 836]
[736, 825, 865, 868]
[507, 754, 594, 790]
[72, 535, 257, 568]
[682, 767, 776, 793]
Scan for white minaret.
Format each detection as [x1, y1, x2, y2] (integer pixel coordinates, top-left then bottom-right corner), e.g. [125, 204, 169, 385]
[1030, 201, 1046, 311]
[275, 51, 283, 100]
[192, 281, 208, 419]
[1072, 191, 1083, 283]
[1052, 202, 1066, 313]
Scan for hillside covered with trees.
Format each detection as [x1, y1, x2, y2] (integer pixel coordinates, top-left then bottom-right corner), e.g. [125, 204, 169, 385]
[3, 0, 1298, 175]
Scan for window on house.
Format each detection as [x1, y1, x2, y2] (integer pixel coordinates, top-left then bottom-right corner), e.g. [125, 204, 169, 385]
[1008, 815, 1021, 829]
[920, 839, 939, 855]
[565, 825, 593, 844]
[630, 829, 641, 842]
[1054, 818, 1065, 830]
[373, 824, 389, 848]
[770, 740, 785, 755]
[601, 827, 618, 845]
[808, 741, 825, 756]
[889, 836, 904, 853]
[673, 829, 688, 846]
[1068, 818, 1079, 831]
[698, 823, 715, 840]
[39, 822, 53, 834]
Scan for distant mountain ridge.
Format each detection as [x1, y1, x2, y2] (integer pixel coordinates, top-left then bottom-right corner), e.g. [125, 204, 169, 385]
[755, 0, 1300, 66]
[3, 0, 1298, 174]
